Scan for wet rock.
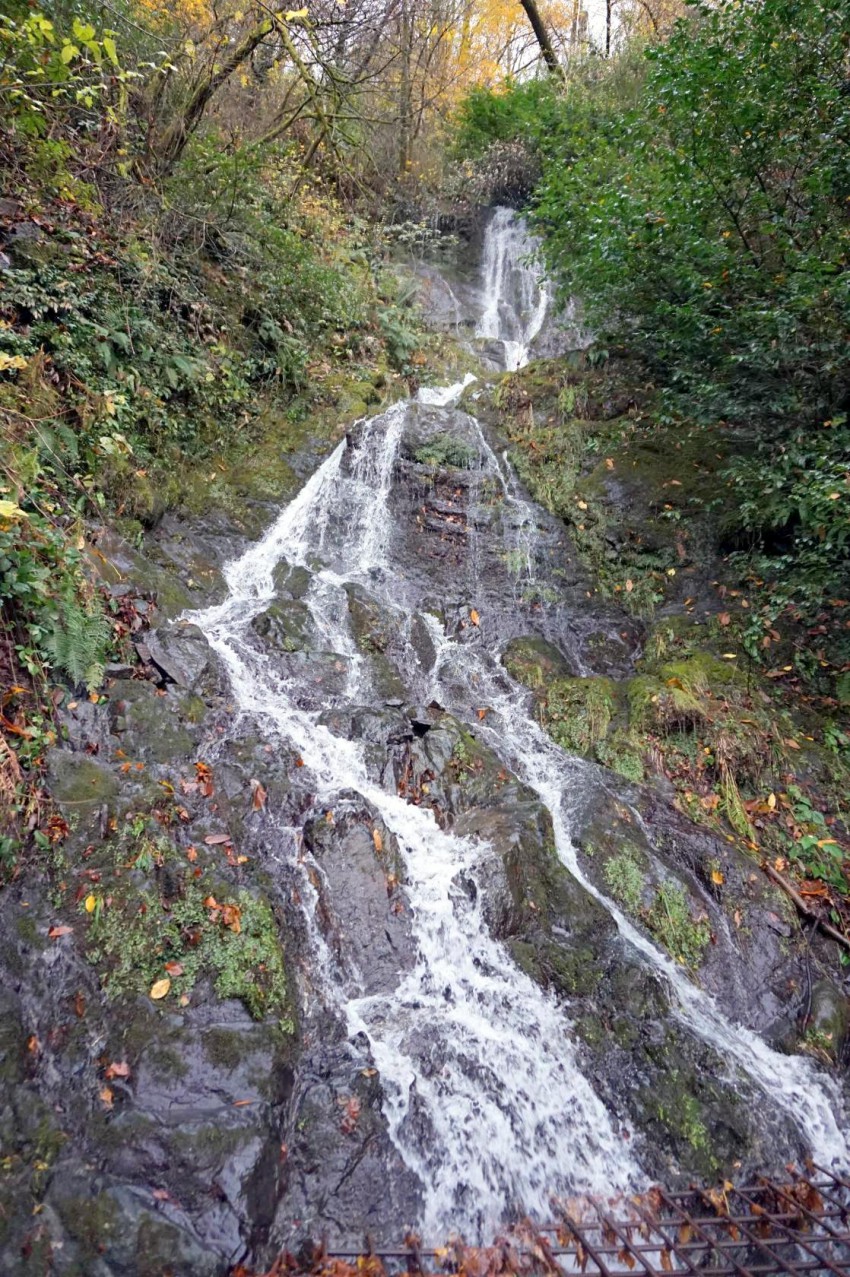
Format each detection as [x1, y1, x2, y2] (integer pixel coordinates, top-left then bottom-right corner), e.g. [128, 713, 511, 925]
[806, 980, 850, 1060]
[303, 801, 415, 996]
[252, 601, 312, 652]
[137, 623, 213, 690]
[108, 679, 199, 764]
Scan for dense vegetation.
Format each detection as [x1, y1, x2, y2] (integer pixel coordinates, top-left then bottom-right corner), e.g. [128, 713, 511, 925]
[460, 0, 850, 678]
[3, 0, 849, 920]
[454, 0, 850, 927]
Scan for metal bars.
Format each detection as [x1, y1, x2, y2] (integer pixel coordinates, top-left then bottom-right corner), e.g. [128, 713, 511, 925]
[304, 1165, 850, 1276]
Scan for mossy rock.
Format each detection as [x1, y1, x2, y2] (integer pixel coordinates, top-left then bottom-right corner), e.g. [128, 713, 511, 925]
[47, 751, 120, 808]
[541, 676, 618, 757]
[501, 635, 573, 689]
[252, 600, 312, 653]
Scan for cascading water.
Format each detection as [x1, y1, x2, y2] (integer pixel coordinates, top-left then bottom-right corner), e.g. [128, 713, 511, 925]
[476, 206, 548, 371]
[193, 208, 847, 1243]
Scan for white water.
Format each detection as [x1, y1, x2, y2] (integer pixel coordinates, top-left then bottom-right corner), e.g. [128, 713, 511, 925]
[475, 206, 548, 371]
[192, 208, 847, 1240]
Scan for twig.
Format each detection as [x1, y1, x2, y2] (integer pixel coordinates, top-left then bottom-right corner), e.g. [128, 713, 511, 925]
[762, 861, 850, 952]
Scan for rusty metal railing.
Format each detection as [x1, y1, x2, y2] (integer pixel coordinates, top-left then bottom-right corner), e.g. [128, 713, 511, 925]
[263, 1164, 850, 1277]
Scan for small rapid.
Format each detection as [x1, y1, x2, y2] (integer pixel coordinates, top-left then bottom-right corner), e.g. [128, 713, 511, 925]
[192, 207, 847, 1242]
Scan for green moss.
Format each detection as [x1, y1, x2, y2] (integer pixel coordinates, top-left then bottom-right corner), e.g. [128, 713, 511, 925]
[414, 433, 476, 469]
[84, 836, 289, 1021]
[502, 635, 572, 689]
[603, 848, 645, 914]
[542, 676, 616, 756]
[653, 1077, 716, 1165]
[647, 881, 710, 970]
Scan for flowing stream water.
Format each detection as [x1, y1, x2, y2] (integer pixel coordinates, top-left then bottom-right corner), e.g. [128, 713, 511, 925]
[193, 209, 847, 1242]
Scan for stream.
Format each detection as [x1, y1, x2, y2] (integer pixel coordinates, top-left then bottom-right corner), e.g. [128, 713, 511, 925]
[191, 208, 848, 1244]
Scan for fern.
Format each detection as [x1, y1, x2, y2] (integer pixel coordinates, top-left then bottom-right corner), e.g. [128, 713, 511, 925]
[44, 591, 112, 692]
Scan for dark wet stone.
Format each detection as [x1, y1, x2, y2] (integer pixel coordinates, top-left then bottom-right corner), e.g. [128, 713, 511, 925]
[137, 623, 213, 690]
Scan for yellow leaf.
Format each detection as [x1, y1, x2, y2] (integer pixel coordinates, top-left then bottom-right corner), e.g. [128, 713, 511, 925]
[767, 792, 777, 810]
[577, 500, 588, 510]
[0, 353, 28, 373]
[84, 894, 97, 913]
[149, 977, 171, 1000]
[285, 6, 309, 17]
[711, 869, 724, 885]
[0, 499, 28, 521]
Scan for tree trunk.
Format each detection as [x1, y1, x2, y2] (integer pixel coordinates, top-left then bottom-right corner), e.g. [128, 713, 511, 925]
[152, 17, 273, 173]
[398, 0, 412, 178]
[518, 0, 562, 76]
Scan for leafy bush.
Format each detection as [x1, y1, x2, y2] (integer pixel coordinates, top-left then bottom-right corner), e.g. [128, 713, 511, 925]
[526, 0, 850, 631]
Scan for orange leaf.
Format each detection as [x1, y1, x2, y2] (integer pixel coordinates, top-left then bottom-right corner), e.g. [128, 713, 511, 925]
[718, 612, 731, 626]
[164, 960, 184, 977]
[48, 924, 73, 938]
[99, 1086, 114, 1109]
[104, 1060, 131, 1080]
[250, 778, 268, 811]
[372, 828, 383, 853]
[469, 608, 480, 626]
[711, 869, 724, 885]
[186, 846, 198, 862]
[221, 903, 242, 934]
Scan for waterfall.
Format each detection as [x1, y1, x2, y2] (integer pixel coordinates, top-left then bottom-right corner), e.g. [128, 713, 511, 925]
[476, 206, 548, 371]
[192, 208, 847, 1243]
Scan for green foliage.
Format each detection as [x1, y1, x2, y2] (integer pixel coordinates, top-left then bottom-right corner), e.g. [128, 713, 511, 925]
[647, 881, 711, 970]
[603, 849, 644, 913]
[0, 504, 113, 692]
[530, 0, 850, 625]
[452, 79, 560, 158]
[86, 835, 288, 1021]
[414, 433, 476, 469]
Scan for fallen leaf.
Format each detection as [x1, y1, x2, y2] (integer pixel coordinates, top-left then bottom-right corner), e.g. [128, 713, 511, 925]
[250, 778, 267, 810]
[186, 846, 198, 863]
[625, 579, 634, 593]
[340, 1095, 361, 1134]
[233, 1099, 254, 1108]
[469, 608, 480, 626]
[605, 457, 614, 470]
[767, 793, 777, 810]
[372, 828, 383, 853]
[204, 833, 231, 845]
[48, 925, 73, 938]
[476, 707, 488, 720]
[99, 1086, 114, 1109]
[784, 738, 800, 750]
[104, 1060, 131, 1080]
[710, 868, 724, 885]
[84, 894, 97, 914]
[195, 761, 214, 797]
[27, 1034, 39, 1055]
[718, 612, 731, 626]
[221, 903, 241, 934]
[164, 960, 184, 977]
[149, 977, 171, 1000]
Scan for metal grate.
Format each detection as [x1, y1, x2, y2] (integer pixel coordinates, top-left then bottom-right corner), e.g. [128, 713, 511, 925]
[273, 1165, 850, 1277]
